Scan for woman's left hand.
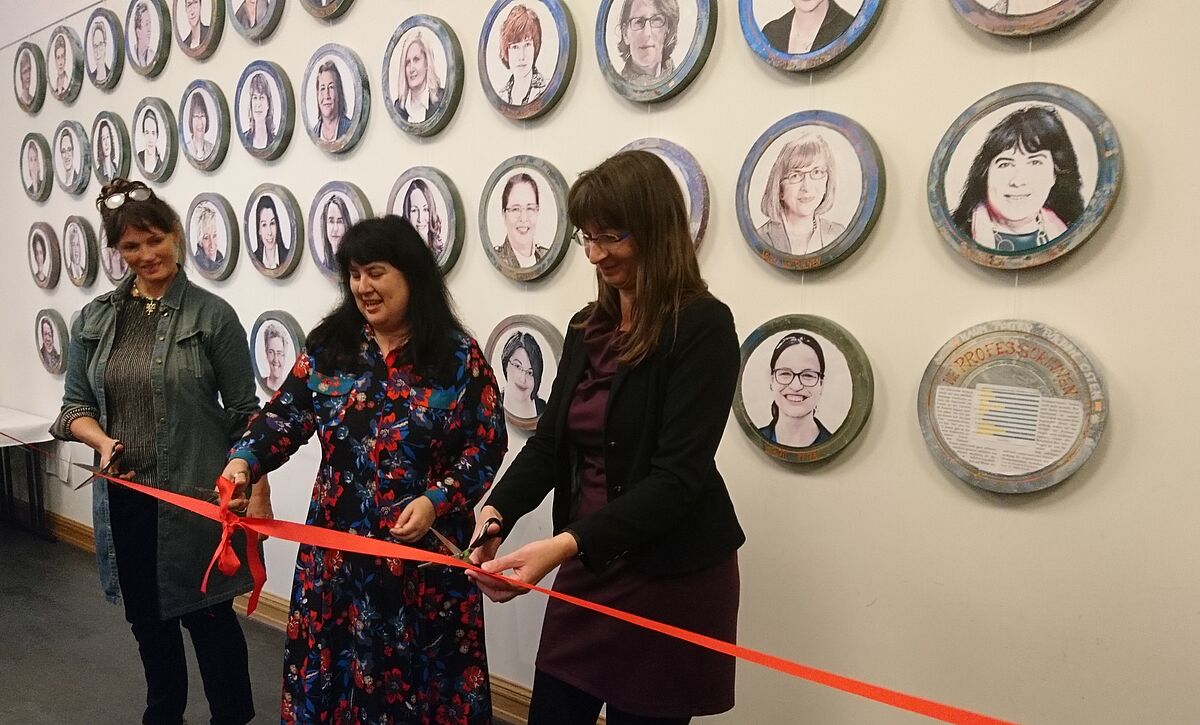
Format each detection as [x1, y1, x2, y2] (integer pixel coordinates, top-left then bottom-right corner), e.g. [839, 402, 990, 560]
[390, 496, 436, 543]
[468, 533, 579, 603]
[245, 478, 273, 540]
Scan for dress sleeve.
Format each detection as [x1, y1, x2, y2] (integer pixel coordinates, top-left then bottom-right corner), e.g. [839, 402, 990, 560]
[229, 352, 318, 480]
[423, 340, 508, 518]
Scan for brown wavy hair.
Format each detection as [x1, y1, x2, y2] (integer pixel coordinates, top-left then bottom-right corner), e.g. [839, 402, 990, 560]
[567, 149, 708, 365]
[96, 177, 182, 248]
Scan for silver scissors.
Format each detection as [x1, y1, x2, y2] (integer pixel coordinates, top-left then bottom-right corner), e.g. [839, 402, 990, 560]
[417, 518, 503, 569]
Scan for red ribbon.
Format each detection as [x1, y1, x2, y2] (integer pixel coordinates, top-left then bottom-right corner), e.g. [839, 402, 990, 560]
[2, 432, 1016, 724]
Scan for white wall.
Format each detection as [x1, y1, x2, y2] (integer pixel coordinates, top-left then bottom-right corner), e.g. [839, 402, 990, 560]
[3, 1, 1199, 723]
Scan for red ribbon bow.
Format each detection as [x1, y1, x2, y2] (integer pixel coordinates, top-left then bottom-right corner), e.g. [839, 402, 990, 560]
[199, 475, 267, 615]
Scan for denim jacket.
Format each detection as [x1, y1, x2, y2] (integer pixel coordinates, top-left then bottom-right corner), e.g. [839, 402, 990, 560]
[51, 268, 260, 618]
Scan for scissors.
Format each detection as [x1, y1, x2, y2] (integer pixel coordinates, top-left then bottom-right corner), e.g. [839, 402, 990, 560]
[72, 443, 125, 491]
[417, 517, 503, 569]
[73, 461, 221, 504]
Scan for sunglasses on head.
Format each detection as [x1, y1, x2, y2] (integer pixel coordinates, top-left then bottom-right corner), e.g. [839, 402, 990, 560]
[97, 184, 153, 211]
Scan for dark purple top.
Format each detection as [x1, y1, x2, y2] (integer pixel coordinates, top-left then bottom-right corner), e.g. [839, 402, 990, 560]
[536, 319, 739, 718]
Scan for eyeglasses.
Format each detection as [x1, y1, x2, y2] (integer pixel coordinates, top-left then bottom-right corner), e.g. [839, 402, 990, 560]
[573, 229, 631, 250]
[772, 369, 823, 388]
[625, 14, 667, 31]
[507, 359, 534, 378]
[97, 185, 153, 211]
[504, 204, 539, 217]
[783, 168, 829, 184]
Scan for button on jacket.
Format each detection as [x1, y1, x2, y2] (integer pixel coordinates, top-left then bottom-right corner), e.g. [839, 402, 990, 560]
[51, 268, 260, 617]
[486, 295, 746, 575]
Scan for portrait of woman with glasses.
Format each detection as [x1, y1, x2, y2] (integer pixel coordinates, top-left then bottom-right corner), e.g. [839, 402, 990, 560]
[614, 0, 680, 82]
[759, 332, 832, 447]
[501, 329, 547, 418]
[495, 172, 548, 270]
[468, 149, 744, 724]
[757, 130, 847, 256]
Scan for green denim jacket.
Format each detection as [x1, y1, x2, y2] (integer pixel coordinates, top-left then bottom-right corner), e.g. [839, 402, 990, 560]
[51, 268, 261, 618]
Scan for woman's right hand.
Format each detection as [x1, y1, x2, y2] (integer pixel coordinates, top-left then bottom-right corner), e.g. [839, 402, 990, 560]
[467, 505, 505, 566]
[220, 459, 251, 513]
[98, 437, 123, 471]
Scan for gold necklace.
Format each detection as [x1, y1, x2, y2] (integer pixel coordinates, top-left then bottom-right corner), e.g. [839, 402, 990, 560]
[130, 284, 164, 315]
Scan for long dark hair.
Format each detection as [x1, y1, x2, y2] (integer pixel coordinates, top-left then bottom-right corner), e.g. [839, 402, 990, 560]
[951, 105, 1085, 232]
[568, 149, 708, 365]
[768, 332, 824, 424]
[307, 215, 465, 379]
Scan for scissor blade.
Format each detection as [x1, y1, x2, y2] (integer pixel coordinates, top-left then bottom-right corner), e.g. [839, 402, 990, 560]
[72, 463, 104, 491]
[429, 528, 464, 558]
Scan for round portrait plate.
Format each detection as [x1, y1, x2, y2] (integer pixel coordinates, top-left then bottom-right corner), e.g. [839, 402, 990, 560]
[132, 97, 179, 183]
[383, 15, 465, 138]
[916, 319, 1106, 493]
[84, 8, 125, 91]
[20, 133, 53, 202]
[734, 314, 873, 464]
[739, 0, 885, 72]
[301, 0, 356, 20]
[28, 222, 61, 290]
[949, 0, 1105, 37]
[172, 0, 225, 60]
[99, 227, 133, 285]
[249, 310, 306, 394]
[187, 192, 239, 281]
[62, 216, 99, 288]
[244, 183, 304, 279]
[596, 0, 717, 103]
[484, 314, 565, 431]
[478, 0, 577, 121]
[388, 166, 465, 274]
[46, 25, 84, 104]
[91, 111, 133, 185]
[126, 0, 172, 78]
[53, 120, 92, 196]
[737, 110, 884, 271]
[179, 79, 232, 171]
[14, 42, 47, 114]
[308, 181, 372, 279]
[229, 0, 285, 42]
[478, 154, 571, 283]
[34, 309, 69, 375]
[620, 137, 710, 247]
[235, 60, 295, 161]
[929, 82, 1121, 270]
[302, 43, 370, 154]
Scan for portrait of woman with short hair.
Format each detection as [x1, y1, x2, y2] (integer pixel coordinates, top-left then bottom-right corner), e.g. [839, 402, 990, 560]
[15, 47, 35, 105]
[64, 221, 89, 285]
[615, 0, 679, 82]
[951, 104, 1086, 253]
[30, 232, 52, 285]
[56, 127, 81, 189]
[37, 314, 65, 373]
[185, 91, 214, 160]
[50, 33, 70, 96]
[311, 60, 351, 143]
[496, 4, 547, 105]
[758, 0, 860, 55]
[23, 138, 47, 197]
[259, 322, 290, 392]
[191, 202, 224, 273]
[128, 0, 163, 72]
[495, 173, 547, 269]
[88, 21, 112, 84]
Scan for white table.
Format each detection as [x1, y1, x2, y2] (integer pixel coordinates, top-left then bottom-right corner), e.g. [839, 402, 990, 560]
[0, 406, 56, 539]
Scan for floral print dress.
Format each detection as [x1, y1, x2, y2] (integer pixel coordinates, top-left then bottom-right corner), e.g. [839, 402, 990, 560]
[231, 328, 507, 724]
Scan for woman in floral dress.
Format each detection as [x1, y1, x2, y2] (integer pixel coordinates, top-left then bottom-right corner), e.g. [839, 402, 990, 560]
[224, 216, 507, 723]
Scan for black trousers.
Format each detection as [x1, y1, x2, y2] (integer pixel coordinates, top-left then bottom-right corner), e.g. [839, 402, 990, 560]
[528, 670, 691, 725]
[110, 487, 255, 725]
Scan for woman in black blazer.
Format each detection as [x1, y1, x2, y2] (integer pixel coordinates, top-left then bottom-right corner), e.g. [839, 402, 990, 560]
[469, 150, 744, 725]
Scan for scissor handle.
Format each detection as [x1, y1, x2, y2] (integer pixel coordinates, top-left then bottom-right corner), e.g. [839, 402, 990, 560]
[469, 516, 504, 550]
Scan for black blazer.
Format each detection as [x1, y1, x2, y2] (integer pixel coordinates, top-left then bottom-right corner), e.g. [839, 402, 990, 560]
[486, 295, 745, 576]
[761, 2, 855, 55]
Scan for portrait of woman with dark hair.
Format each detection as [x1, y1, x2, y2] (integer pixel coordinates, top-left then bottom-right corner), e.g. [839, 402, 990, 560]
[234, 0, 270, 28]
[615, 0, 679, 82]
[320, 193, 350, 267]
[500, 330, 546, 418]
[30, 232, 51, 284]
[760, 0, 857, 55]
[312, 60, 351, 143]
[242, 72, 275, 150]
[191, 203, 224, 273]
[497, 4, 547, 105]
[759, 332, 832, 447]
[495, 172, 547, 269]
[95, 120, 118, 181]
[253, 194, 283, 270]
[223, 215, 506, 723]
[403, 178, 445, 260]
[394, 30, 445, 123]
[758, 131, 846, 256]
[137, 110, 162, 175]
[185, 91, 213, 160]
[57, 130, 79, 187]
[951, 104, 1085, 252]
[88, 21, 112, 84]
[131, 2, 156, 67]
[38, 316, 63, 372]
